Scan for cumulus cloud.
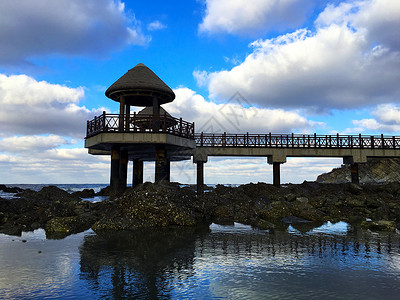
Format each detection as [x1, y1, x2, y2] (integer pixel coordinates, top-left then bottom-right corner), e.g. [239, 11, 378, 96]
[163, 87, 321, 134]
[199, 0, 312, 36]
[0, 74, 103, 138]
[147, 20, 167, 31]
[352, 104, 400, 133]
[0, 0, 150, 65]
[0, 146, 110, 184]
[0, 135, 70, 153]
[198, 0, 400, 111]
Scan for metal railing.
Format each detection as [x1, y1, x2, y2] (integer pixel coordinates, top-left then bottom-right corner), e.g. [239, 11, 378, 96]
[86, 112, 195, 139]
[195, 132, 400, 149]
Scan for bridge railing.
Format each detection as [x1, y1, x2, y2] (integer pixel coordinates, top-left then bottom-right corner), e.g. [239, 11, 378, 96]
[86, 112, 195, 139]
[195, 133, 400, 149]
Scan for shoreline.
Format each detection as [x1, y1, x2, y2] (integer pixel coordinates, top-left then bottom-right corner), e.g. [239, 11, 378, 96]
[1, 181, 400, 238]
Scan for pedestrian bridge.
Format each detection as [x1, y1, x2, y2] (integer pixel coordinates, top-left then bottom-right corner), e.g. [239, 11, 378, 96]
[85, 112, 400, 194]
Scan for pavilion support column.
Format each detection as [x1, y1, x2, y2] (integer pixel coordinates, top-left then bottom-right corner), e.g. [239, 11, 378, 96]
[110, 145, 121, 197]
[273, 162, 281, 187]
[125, 104, 130, 131]
[132, 159, 144, 188]
[119, 95, 125, 131]
[152, 97, 160, 131]
[350, 163, 359, 185]
[155, 147, 169, 182]
[119, 150, 128, 191]
[196, 161, 205, 196]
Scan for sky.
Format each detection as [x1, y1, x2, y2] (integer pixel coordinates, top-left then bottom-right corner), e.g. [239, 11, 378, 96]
[0, 0, 399, 184]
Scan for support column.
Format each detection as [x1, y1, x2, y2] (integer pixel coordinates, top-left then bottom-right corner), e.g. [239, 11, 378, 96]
[350, 163, 359, 184]
[155, 147, 169, 182]
[119, 150, 128, 190]
[132, 159, 144, 188]
[197, 161, 204, 196]
[119, 95, 125, 131]
[152, 97, 160, 131]
[125, 104, 130, 131]
[110, 145, 120, 194]
[273, 162, 281, 187]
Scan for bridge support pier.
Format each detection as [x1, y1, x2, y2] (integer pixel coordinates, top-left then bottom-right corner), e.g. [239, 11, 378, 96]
[350, 163, 359, 184]
[273, 162, 281, 187]
[155, 147, 170, 182]
[132, 158, 143, 188]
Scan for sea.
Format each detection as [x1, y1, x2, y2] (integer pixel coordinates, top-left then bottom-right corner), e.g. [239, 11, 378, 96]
[1, 184, 400, 299]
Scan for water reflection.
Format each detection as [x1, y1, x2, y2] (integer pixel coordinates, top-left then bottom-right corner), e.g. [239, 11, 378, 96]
[79, 223, 400, 299]
[79, 226, 210, 299]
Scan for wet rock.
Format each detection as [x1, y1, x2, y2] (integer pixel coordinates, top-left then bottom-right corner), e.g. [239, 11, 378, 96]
[92, 182, 209, 231]
[72, 189, 95, 198]
[361, 220, 396, 232]
[96, 186, 110, 196]
[296, 197, 309, 204]
[0, 184, 24, 193]
[281, 216, 312, 224]
[259, 201, 292, 221]
[254, 219, 275, 230]
[45, 215, 94, 238]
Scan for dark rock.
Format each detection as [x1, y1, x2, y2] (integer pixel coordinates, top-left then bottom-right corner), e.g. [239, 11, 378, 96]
[281, 216, 312, 224]
[72, 189, 96, 198]
[45, 215, 94, 238]
[92, 182, 209, 231]
[0, 184, 24, 193]
[96, 186, 110, 196]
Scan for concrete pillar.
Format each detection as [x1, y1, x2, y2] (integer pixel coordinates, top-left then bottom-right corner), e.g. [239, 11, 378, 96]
[197, 161, 204, 196]
[155, 147, 169, 182]
[350, 163, 359, 184]
[110, 145, 120, 193]
[119, 150, 128, 190]
[132, 159, 144, 187]
[273, 162, 281, 187]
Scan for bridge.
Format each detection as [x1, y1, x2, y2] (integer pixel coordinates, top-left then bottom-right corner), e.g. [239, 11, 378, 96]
[85, 63, 400, 196]
[85, 112, 400, 194]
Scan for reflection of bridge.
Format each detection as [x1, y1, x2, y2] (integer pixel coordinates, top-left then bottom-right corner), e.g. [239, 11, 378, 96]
[85, 63, 400, 196]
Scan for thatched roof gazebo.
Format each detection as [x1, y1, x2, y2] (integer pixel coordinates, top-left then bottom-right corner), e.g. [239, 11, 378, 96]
[106, 63, 175, 113]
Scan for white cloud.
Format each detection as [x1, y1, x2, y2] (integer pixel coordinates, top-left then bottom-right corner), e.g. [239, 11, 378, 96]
[198, 0, 400, 111]
[0, 135, 70, 153]
[348, 104, 400, 133]
[147, 20, 167, 31]
[0, 146, 110, 184]
[0, 0, 150, 65]
[372, 104, 400, 125]
[199, 0, 312, 36]
[0, 74, 102, 138]
[163, 87, 321, 134]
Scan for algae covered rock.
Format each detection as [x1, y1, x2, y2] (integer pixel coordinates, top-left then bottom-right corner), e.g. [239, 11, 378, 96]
[92, 182, 209, 231]
[361, 220, 396, 232]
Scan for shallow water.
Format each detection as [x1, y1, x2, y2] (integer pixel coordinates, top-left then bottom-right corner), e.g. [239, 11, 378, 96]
[1, 222, 400, 299]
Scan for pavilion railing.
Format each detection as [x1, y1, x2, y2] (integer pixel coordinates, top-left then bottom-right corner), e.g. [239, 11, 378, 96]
[195, 132, 400, 149]
[86, 111, 195, 139]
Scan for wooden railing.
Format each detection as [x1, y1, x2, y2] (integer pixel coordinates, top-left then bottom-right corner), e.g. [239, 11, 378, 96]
[86, 112, 195, 139]
[195, 133, 400, 149]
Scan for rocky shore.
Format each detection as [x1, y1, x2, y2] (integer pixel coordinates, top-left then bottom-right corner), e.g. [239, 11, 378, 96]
[1, 181, 400, 238]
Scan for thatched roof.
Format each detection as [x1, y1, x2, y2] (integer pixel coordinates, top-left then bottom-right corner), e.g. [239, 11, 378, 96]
[105, 63, 175, 106]
[136, 106, 172, 116]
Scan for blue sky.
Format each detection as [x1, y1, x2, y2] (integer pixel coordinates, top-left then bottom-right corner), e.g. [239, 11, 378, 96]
[0, 0, 399, 184]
